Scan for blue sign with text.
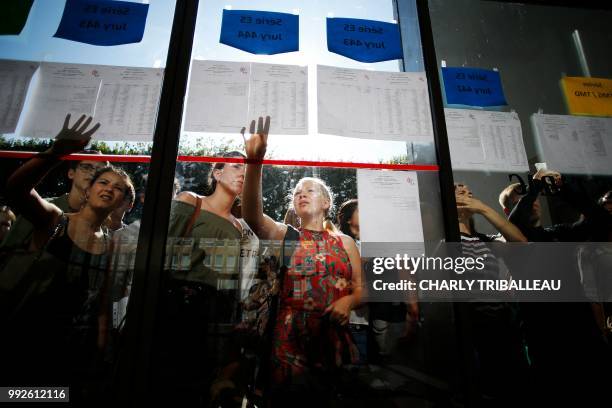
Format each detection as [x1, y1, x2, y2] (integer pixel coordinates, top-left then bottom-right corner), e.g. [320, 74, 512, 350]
[442, 67, 507, 106]
[220, 9, 298, 55]
[54, 0, 148, 46]
[326, 17, 402, 63]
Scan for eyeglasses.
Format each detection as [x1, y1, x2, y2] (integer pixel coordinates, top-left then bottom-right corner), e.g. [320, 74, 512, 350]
[77, 163, 100, 173]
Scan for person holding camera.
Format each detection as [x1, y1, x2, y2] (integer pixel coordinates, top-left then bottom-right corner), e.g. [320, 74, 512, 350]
[507, 169, 611, 242]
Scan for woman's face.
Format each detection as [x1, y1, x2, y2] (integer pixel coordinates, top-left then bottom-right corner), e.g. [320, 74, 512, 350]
[87, 171, 129, 211]
[293, 180, 329, 219]
[214, 162, 245, 196]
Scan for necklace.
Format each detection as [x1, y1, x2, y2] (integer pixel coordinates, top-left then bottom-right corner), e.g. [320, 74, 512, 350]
[306, 229, 324, 241]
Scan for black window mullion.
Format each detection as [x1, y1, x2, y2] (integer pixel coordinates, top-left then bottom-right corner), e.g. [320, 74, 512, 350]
[401, 1, 478, 406]
[113, 0, 200, 403]
[410, 0, 459, 242]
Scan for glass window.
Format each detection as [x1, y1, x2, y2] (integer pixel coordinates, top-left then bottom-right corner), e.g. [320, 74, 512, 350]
[151, 0, 458, 407]
[0, 0, 176, 403]
[429, 0, 612, 405]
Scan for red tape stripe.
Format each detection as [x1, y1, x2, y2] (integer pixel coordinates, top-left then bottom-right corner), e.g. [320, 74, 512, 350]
[0, 150, 439, 171]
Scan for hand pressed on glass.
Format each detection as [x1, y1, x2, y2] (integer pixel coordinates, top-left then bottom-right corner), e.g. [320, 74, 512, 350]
[49, 113, 101, 156]
[242, 115, 270, 161]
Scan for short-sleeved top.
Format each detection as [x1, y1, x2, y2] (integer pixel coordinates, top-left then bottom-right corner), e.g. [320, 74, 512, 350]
[167, 200, 259, 292]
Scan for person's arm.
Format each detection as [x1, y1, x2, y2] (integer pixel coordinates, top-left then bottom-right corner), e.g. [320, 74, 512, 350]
[508, 182, 541, 232]
[242, 116, 287, 241]
[508, 169, 558, 237]
[324, 235, 363, 325]
[481, 206, 527, 242]
[457, 195, 527, 242]
[6, 114, 100, 232]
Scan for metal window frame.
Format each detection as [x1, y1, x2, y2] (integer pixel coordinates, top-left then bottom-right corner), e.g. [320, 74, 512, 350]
[395, 1, 476, 406]
[113, 0, 200, 403]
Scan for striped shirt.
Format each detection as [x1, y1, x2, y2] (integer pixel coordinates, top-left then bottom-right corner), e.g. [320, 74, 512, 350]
[460, 232, 508, 280]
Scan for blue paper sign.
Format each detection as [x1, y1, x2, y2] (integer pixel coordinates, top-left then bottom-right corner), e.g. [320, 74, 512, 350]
[54, 0, 149, 46]
[219, 10, 298, 55]
[326, 17, 402, 63]
[442, 67, 507, 106]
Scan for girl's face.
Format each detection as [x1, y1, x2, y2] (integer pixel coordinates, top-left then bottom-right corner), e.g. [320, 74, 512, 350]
[87, 171, 129, 211]
[293, 180, 330, 219]
[214, 162, 246, 196]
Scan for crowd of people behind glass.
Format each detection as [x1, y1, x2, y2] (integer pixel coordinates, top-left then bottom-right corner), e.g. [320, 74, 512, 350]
[0, 115, 611, 407]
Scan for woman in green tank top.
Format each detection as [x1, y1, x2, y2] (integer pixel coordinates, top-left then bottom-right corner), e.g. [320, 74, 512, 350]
[167, 151, 259, 288]
[158, 150, 260, 406]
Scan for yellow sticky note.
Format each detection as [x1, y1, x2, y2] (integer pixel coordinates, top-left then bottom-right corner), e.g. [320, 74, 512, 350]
[561, 76, 612, 117]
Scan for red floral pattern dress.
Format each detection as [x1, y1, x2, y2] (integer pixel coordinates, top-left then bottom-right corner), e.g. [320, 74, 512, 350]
[271, 228, 359, 386]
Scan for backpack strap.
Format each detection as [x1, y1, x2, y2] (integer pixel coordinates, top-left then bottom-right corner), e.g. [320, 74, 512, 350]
[181, 196, 202, 237]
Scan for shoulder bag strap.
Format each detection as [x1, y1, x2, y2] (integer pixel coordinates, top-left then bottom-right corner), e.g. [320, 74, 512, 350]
[36, 214, 68, 257]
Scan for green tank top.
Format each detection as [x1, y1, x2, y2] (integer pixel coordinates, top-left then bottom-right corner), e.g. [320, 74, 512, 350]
[166, 200, 243, 286]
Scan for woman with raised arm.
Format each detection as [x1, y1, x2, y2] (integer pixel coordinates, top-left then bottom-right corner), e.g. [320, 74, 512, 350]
[2, 114, 134, 398]
[158, 151, 260, 406]
[242, 117, 362, 402]
[166, 150, 260, 322]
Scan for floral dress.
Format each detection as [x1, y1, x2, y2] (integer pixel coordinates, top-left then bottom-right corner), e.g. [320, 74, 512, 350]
[271, 228, 359, 386]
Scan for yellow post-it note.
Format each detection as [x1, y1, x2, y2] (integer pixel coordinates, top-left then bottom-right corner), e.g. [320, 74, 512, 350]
[561, 76, 612, 117]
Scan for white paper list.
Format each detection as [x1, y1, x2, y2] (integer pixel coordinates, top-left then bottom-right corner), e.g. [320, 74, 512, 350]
[318, 67, 370, 137]
[184, 60, 250, 133]
[184, 60, 308, 135]
[357, 169, 425, 244]
[318, 65, 433, 142]
[20, 62, 101, 138]
[532, 113, 612, 176]
[445, 108, 528, 172]
[249, 63, 308, 134]
[444, 109, 483, 166]
[0, 59, 38, 134]
[94, 66, 163, 141]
